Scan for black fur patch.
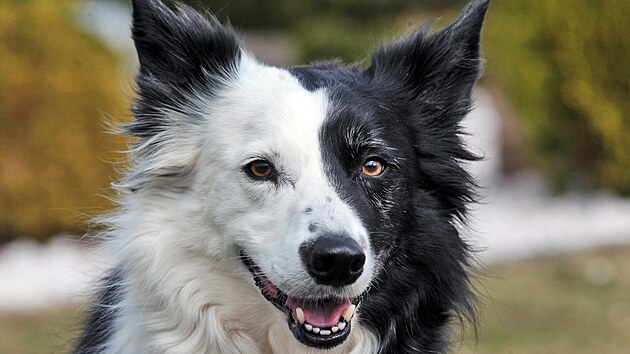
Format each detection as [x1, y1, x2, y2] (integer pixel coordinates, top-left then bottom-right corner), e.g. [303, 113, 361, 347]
[127, 0, 241, 149]
[74, 269, 123, 354]
[292, 1, 489, 352]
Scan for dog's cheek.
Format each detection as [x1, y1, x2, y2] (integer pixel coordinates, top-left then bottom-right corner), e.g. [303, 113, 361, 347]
[359, 180, 407, 257]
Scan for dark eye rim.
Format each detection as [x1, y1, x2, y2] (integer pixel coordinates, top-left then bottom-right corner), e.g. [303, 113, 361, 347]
[360, 157, 387, 177]
[244, 159, 276, 181]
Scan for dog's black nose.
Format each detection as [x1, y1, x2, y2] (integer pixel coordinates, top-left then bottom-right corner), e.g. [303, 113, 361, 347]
[300, 234, 365, 286]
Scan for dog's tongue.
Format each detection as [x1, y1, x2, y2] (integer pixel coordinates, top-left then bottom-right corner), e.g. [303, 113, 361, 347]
[286, 297, 351, 328]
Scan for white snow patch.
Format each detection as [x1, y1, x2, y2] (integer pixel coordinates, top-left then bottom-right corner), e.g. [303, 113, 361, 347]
[463, 89, 630, 262]
[467, 175, 630, 262]
[0, 237, 108, 311]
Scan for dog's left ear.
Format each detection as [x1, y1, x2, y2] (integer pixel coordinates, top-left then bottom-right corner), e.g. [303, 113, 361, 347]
[365, 0, 489, 219]
[365, 0, 490, 121]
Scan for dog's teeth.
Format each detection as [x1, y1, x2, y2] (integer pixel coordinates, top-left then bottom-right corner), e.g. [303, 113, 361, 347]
[312, 327, 320, 334]
[338, 322, 346, 330]
[320, 330, 331, 336]
[331, 326, 339, 333]
[304, 323, 313, 331]
[342, 304, 356, 322]
[296, 308, 305, 324]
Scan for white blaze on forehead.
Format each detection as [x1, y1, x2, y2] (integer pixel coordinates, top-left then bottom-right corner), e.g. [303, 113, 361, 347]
[206, 54, 329, 172]
[196, 52, 341, 238]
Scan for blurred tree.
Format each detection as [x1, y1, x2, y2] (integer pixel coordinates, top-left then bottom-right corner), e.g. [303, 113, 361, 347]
[484, 0, 630, 193]
[156, 0, 464, 29]
[0, 0, 127, 242]
[145, 0, 467, 63]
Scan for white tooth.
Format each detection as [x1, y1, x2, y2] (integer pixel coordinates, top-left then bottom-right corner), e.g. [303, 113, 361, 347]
[331, 326, 339, 333]
[320, 330, 331, 336]
[342, 304, 356, 322]
[296, 308, 305, 324]
[312, 327, 320, 334]
[304, 324, 313, 331]
[338, 322, 346, 330]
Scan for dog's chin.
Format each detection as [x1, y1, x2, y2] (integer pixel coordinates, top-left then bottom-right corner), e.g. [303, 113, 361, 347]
[240, 251, 365, 350]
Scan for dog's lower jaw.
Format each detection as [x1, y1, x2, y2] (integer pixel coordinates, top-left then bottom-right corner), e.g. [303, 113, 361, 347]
[268, 319, 379, 354]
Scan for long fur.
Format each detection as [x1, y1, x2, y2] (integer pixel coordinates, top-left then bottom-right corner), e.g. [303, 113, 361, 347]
[75, 0, 490, 353]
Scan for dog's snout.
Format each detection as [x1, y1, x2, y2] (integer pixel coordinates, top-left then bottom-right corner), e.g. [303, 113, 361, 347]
[300, 234, 365, 286]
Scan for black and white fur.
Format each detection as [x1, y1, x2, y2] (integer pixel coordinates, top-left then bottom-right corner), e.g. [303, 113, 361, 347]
[75, 0, 490, 353]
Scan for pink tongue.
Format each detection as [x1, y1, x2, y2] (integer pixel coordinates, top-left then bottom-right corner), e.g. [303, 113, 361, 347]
[287, 297, 351, 328]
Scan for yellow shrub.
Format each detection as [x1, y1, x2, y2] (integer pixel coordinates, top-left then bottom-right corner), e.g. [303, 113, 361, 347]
[0, 0, 127, 241]
[484, 0, 630, 193]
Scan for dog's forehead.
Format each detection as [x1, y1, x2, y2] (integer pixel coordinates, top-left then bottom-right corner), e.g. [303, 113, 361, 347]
[204, 56, 331, 167]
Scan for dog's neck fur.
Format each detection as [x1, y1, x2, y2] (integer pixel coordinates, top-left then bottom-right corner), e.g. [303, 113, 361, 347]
[99, 195, 378, 354]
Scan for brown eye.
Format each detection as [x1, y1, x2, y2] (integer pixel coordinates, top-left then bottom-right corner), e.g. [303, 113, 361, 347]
[246, 160, 274, 179]
[361, 159, 385, 177]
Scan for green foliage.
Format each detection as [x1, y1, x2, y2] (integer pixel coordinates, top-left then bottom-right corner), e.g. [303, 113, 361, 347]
[483, 0, 630, 193]
[162, 0, 465, 64]
[0, 0, 127, 241]
[294, 16, 385, 64]
[163, 0, 463, 29]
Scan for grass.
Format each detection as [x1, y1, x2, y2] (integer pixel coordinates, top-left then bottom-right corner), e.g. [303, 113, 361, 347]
[2, 246, 630, 353]
[0, 306, 83, 354]
[458, 245, 630, 353]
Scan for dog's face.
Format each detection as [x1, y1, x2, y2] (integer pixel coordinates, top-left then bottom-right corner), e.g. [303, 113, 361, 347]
[202, 63, 379, 347]
[126, 0, 487, 349]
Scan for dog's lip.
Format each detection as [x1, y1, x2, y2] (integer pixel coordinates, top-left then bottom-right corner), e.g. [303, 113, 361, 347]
[239, 251, 366, 349]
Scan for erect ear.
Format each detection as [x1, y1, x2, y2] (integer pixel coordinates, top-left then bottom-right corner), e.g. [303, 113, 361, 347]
[131, 0, 241, 90]
[364, 0, 489, 219]
[120, 1, 242, 191]
[365, 0, 489, 120]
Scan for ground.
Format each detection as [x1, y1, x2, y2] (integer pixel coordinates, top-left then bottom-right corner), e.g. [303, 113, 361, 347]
[458, 245, 630, 353]
[1, 245, 629, 353]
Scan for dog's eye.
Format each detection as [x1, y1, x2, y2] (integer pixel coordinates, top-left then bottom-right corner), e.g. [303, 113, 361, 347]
[245, 160, 275, 180]
[361, 158, 385, 177]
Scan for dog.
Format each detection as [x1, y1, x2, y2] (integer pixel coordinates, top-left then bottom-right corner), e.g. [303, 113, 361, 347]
[75, 0, 489, 352]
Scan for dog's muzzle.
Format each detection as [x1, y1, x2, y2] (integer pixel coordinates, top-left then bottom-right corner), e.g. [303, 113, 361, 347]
[240, 250, 369, 349]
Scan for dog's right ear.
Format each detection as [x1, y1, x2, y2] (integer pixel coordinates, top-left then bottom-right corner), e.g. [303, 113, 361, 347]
[120, 1, 242, 192]
[131, 0, 241, 90]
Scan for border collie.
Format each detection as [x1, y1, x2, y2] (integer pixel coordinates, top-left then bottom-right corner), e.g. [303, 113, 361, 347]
[75, 0, 489, 352]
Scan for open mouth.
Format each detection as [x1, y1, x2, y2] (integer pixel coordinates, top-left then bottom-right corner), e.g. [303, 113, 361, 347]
[240, 252, 365, 349]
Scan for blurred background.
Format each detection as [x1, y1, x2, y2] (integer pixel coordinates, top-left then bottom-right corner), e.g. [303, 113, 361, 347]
[0, 0, 629, 352]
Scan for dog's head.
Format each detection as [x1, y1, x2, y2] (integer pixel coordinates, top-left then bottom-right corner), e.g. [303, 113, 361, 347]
[125, 0, 488, 349]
